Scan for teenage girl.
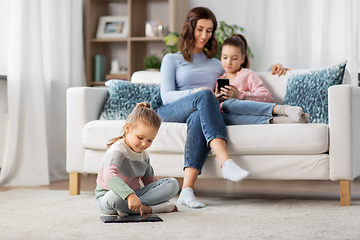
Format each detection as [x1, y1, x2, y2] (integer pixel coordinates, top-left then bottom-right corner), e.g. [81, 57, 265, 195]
[216, 34, 310, 124]
[96, 102, 179, 216]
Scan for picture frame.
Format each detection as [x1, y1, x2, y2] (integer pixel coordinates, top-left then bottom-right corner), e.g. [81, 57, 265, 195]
[96, 16, 129, 38]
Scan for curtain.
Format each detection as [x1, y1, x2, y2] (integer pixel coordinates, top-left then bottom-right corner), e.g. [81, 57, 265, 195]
[243, 0, 359, 86]
[201, 0, 359, 85]
[0, 0, 85, 186]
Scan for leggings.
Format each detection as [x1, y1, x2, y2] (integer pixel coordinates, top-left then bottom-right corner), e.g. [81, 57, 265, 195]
[97, 178, 179, 215]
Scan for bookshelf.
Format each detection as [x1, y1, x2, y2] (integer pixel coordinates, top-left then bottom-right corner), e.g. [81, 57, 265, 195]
[85, 0, 189, 86]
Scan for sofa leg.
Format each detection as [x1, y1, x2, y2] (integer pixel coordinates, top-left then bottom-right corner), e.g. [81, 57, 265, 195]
[69, 172, 81, 195]
[340, 180, 351, 206]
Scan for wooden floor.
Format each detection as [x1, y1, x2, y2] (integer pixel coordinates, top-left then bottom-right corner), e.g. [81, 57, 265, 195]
[1, 174, 360, 201]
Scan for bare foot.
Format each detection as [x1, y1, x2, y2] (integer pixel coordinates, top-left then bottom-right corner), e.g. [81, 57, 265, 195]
[143, 205, 152, 215]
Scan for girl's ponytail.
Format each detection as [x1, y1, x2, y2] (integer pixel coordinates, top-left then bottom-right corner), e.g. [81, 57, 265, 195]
[236, 34, 250, 69]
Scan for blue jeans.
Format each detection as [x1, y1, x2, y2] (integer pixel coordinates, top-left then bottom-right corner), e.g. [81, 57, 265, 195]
[157, 89, 227, 174]
[222, 99, 276, 125]
[97, 178, 179, 215]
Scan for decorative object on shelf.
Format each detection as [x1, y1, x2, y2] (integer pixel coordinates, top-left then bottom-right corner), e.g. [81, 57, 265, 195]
[94, 54, 106, 82]
[215, 21, 253, 60]
[157, 22, 164, 37]
[107, 61, 128, 81]
[155, 14, 165, 37]
[145, 21, 158, 37]
[162, 32, 179, 54]
[144, 54, 162, 71]
[145, 20, 164, 38]
[96, 16, 129, 38]
[110, 60, 119, 74]
[109, 60, 127, 75]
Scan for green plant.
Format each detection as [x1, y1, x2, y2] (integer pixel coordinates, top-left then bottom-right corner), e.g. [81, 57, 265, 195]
[215, 21, 254, 60]
[144, 54, 162, 70]
[162, 32, 180, 54]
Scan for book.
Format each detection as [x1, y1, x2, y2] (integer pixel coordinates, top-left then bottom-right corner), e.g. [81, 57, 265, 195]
[94, 54, 106, 82]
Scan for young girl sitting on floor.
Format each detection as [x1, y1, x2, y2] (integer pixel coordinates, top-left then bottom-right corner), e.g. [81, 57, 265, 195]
[95, 102, 179, 216]
[216, 34, 309, 125]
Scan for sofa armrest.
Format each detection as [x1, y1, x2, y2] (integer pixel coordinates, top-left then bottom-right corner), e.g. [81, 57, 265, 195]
[66, 87, 108, 173]
[328, 85, 360, 180]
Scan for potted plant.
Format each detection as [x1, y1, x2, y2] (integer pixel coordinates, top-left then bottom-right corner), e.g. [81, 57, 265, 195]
[162, 32, 180, 54]
[143, 54, 162, 71]
[215, 21, 254, 60]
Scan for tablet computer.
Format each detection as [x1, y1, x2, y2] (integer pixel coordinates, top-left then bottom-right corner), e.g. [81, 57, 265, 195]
[100, 214, 163, 223]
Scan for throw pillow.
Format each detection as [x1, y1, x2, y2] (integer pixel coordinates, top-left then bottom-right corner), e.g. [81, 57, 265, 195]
[283, 61, 347, 124]
[99, 80, 162, 120]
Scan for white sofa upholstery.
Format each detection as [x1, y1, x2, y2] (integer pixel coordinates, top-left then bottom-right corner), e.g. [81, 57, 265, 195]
[66, 70, 360, 206]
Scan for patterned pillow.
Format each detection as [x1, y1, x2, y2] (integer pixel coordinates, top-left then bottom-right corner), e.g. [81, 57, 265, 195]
[283, 61, 347, 124]
[99, 80, 162, 120]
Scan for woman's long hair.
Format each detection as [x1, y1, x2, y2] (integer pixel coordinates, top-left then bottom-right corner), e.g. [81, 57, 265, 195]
[107, 102, 162, 148]
[179, 7, 218, 62]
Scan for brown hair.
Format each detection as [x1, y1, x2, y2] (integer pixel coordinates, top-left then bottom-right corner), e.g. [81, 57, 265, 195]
[107, 102, 162, 148]
[179, 7, 218, 62]
[222, 34, 250, 68]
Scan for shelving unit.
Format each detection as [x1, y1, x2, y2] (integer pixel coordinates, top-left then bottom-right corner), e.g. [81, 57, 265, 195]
[85, 0, 189, 86]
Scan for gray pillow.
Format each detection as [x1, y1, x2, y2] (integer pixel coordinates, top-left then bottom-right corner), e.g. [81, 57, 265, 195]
[99, 80, 162, 120]
[283, 61, 347, 124]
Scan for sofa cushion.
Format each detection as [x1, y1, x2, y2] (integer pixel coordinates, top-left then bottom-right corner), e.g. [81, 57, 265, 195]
[83, 120, 187, 152]
[131, 70, 161, 84]
[99, 80, 162, 120]
[256, 71, 288, 104]
[84, 120, 329, 155]
[283, 61, 347, 124]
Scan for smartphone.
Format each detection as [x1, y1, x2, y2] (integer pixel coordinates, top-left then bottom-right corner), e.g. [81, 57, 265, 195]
[217, 78, 230, 93]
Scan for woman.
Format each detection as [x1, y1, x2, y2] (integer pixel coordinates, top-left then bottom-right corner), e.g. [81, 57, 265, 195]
[157, 7, 288, 209]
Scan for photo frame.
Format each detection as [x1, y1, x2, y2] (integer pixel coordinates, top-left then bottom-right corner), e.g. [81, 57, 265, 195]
[96, 16, 129, 38]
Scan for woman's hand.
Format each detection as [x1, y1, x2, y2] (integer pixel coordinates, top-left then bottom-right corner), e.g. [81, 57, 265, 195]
[271, 64, 291, 76]
[218, 85, 239, 100]
[127, 193, 144, 216]
[192, 87, 212, 93]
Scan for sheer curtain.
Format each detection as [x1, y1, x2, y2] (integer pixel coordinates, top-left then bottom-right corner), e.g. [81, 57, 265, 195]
[0, 0, 85, 186]
[202, 0, 359, 86]
[245, 0, 359, 86]
[244, 0, 359, 86]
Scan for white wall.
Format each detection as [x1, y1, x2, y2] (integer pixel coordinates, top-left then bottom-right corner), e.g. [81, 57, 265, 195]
[0, 0, 8, 75]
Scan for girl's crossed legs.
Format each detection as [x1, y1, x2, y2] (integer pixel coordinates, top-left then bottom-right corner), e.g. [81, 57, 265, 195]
[97, 177, 179, 215]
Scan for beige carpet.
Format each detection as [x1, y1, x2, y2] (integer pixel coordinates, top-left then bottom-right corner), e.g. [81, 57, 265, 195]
[1, 189, 360, 240]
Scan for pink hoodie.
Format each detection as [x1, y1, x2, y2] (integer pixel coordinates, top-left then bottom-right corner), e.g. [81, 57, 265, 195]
[218, 68, 274, 110]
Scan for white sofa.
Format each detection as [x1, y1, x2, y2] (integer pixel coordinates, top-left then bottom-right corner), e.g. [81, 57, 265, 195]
[66, 70, 360, 206]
